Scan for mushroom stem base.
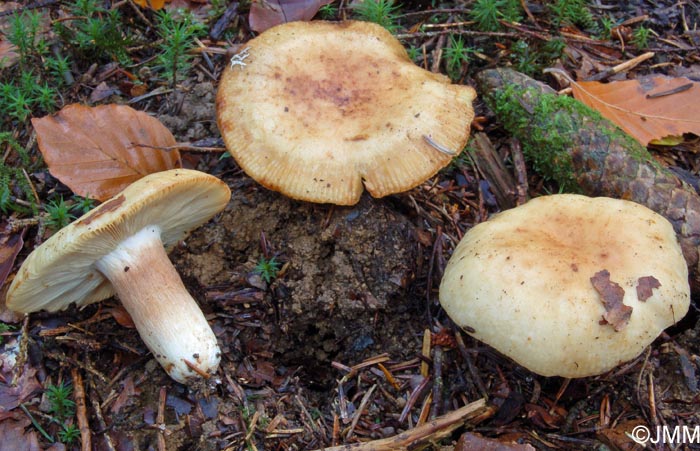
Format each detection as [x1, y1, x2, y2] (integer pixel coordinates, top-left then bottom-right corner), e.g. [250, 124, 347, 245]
[95, 226, 220, 383]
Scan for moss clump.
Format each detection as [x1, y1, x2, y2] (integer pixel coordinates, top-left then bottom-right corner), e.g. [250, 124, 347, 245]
[485, 81, 662, 192]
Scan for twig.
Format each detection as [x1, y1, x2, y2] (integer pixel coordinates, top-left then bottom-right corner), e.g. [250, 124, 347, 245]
[71, 368, 92, 451]
[91, 386, 116, 451]
[157, 387, 167, 451]
[421, 329, 431, 378]
[454, 332, 488, 399]
[19, 404, 54, 442]
[399, 375, 431, 423]
[510, 138, 529, 205]
[130, 142, 227, 153]
[396, 29, 520, 40]
[430, 346, 444, 420]
[582, 52, 655, 81]
[345, 385, 377, 440]
[470, 132, 517, 209]
[310, 398, 492, 451]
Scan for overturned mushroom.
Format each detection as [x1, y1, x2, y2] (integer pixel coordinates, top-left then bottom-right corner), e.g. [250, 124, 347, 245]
[6, 169, 231, 384]
[217, 20, 476, 205]
[439, 194, 690, 378]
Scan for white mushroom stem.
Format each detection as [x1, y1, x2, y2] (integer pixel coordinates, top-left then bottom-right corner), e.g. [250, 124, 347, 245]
[95, 226, 220, 384]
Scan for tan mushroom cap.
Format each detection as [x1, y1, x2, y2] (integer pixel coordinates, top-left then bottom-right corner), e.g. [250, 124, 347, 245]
[216, 20, 476, 205]
[439, 194, 690, 378]
[7, 169, 231, 313]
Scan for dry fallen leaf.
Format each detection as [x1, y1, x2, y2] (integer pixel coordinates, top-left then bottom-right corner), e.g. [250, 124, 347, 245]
[591, 269, 632, 331]
[636, 276, 661, 302]
[571, 75, 700, 146]
[132, 0, 171, 10]
[0, 229, 24, 289]
[32, 104, 181, 201]
[249, 0, 333, 33]
[0, 40, 18, 69]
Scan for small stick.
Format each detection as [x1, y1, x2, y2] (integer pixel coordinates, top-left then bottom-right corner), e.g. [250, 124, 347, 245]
[130, 142, 227, 153]
[71, 368, 92, 451]
[430, 346, 444, 420]
[309, 398, 491, 451]
[345, 385, 376, 440]
[510, 138, 529, 205]
[421, 329, 431, 378]
[156, 387, 167, 451]
[183, 358, 211, 378]
[583, 52, 655, 81]
[454, 332, 488, 399]
[91, 389, 116, 451]
[399, 376, 431, 423]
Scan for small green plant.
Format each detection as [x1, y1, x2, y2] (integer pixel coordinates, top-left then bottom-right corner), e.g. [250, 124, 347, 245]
[549, 0, 596, 30]
[352, 0, 401, 33]
[598, 15, 616, 39]
[43, 382, 80, 445]
[46, 382, 76, 421]
[155, 9, 207, 86]
[57, 423, 80, 444]
[0, 322, 13, 345]
[71, 195, 96, 215]
[45, 197, 76, 231]
[470, 0, 521, 32]
[54, 0, 131, 64]
[406, 45, 421, 62]
[253, 256, 281, 284]
[317, 3, 339, 19]
[0, 134, 38, 215]
[632, 25, 651, 49]
[444, 36, 472, 79]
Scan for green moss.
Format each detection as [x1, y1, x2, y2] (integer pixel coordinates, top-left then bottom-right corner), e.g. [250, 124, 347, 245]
[490, 84, 580, 191]
[486, 83, 661, 191]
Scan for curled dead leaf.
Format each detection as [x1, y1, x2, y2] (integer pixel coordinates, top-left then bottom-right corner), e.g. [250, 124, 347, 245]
[248, 0, 333, 32]
[590, 269, 632, 332]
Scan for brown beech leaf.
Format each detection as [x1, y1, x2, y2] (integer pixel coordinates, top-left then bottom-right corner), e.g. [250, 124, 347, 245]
[571, 75, 700, 146]
[132, 0, 170, 9]
[0, 40, 18, 69]
[636, 276, 661, 302]
[591, 270, 632, 331]
[249, 0, 333, 33]
[0, 229, 24, 289]
[32, 104, 181, 201]
[106, 306, 136, 328]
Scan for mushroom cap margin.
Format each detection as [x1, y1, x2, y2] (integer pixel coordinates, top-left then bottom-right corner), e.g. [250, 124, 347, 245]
[6, 169, 231, 313]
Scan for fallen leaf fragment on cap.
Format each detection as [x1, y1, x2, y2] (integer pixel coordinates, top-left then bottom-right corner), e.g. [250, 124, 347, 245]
[636, 276, 661, 302]
[591, 269, 632, 331]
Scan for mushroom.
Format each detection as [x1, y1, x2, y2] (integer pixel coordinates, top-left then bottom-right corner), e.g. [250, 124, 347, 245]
[6, 169, 231, 384]
[216, 20, 476, 205]
[439, 194, 690, 378]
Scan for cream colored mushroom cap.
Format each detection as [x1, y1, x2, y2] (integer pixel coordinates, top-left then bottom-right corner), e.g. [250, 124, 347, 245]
[439, 194, 690, 378]
[216, 20, 476, 205]
[7, 169, 231, 313]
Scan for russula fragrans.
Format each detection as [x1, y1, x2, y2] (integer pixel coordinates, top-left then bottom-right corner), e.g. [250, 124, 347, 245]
[439, 194, 690, 378]
[216, 20, 476, 205]
[6, 169, 231, 384]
